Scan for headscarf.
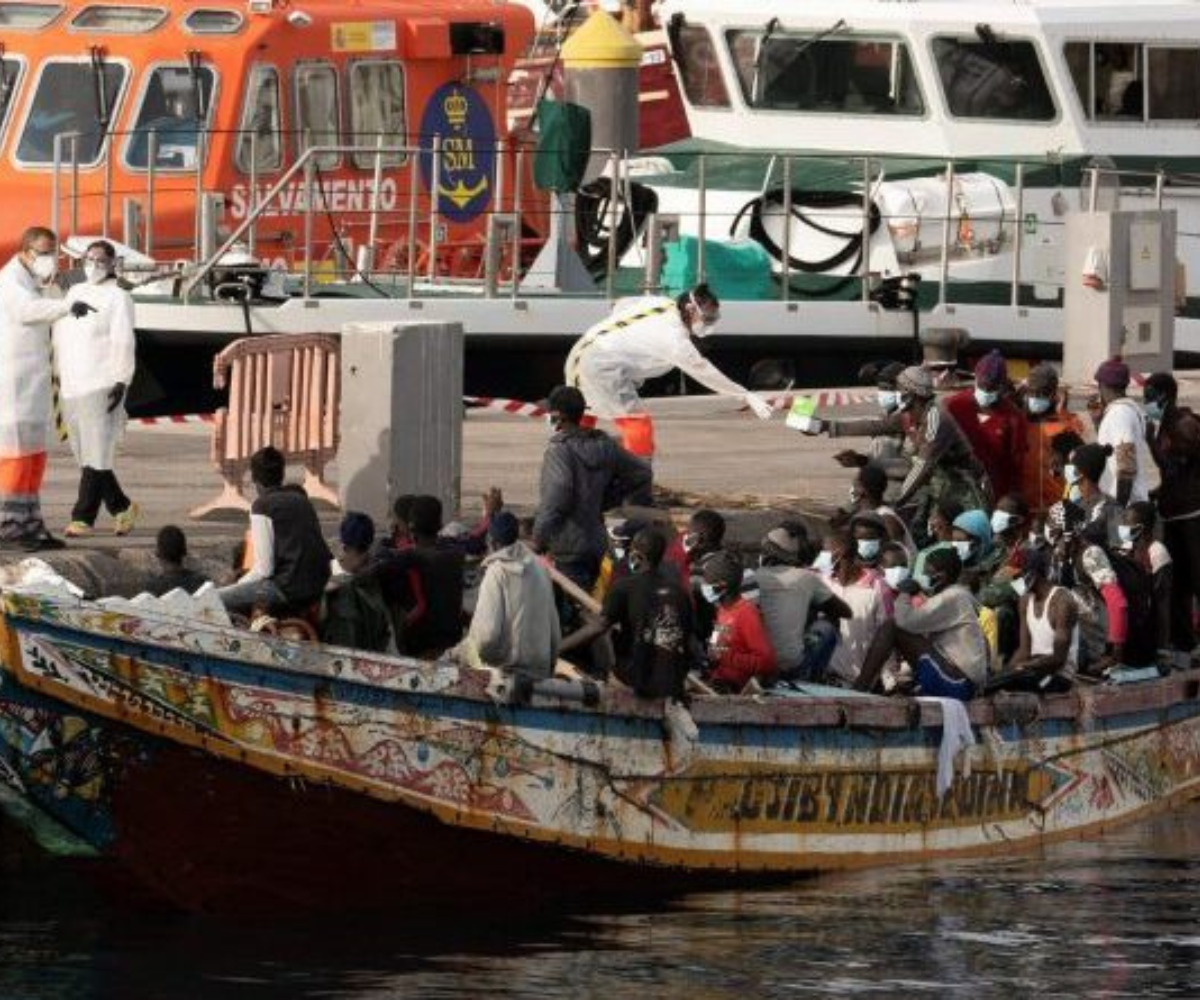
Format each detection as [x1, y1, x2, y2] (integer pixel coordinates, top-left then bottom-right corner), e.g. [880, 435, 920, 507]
[974, 350, 1008, 391]
[1094, 357, 1131, 389]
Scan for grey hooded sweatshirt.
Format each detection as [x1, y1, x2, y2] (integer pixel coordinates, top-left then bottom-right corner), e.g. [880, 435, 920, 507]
[468, 541, 561, 676]
[532, 426, 652, 563]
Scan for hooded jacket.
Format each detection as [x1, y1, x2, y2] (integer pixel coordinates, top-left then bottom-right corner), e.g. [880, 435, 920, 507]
[532, 426, 651, 563]
[468, 541, 561, 676]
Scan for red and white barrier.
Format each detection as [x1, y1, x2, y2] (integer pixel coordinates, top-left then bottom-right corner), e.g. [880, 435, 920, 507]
[131, 413, 216, 427]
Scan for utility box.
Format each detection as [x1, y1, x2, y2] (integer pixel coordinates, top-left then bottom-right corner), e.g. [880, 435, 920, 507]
[1062, 209, 1175, 386]
[338, 321, 464, 524]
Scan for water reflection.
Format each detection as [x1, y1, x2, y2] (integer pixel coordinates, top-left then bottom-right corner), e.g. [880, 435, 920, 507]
[4, 806, 1200, 998]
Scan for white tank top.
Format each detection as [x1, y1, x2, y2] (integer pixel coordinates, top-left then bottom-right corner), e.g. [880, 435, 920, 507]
[1027, 585, 1079, 673]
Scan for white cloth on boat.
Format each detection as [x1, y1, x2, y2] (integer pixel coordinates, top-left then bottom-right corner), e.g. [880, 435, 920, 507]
[918, 695, 976, 797]
[0, 257, 70, 458]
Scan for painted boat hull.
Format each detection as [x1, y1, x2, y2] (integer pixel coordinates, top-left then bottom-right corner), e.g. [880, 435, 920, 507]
[4, 590, 1200, 912]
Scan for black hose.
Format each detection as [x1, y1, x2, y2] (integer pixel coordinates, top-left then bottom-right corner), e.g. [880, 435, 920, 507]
[730, 187, 881, 296]
[574, 177, 658, 277]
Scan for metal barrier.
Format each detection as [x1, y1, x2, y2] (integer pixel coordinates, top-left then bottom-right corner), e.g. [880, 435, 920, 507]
[190, 333, 340, 518]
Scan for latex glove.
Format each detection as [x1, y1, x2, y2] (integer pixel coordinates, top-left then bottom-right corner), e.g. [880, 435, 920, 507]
[745, 393, 774, 421]
[106, 382, 126, 413]
[69, 300, 97, 319]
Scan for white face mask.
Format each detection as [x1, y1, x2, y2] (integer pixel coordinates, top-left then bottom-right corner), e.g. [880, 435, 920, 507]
[975, 388, 1000, 409]
[1117, 524, 1140, 547]
[1011, 577, 1028, 598]
[857, 538, 881, 562]
[682, 532, 699, 553]
[83, 260, 110, 285]
[29, 252, 57, 282]
[878, 390, 900, 413]
[848, 485, 863, 505]
[700, 582, 722, 604]
[1067, 485, 1083, 503]
[812, 550, 835, 576]
[612, 545, 627, 562]
[1027, 395, 1053, 416]
[884, 565, 910, 590]
[991, 510, 1020, 535]
[953, 540, 973, 561]
[1063, 463, 1082, 485]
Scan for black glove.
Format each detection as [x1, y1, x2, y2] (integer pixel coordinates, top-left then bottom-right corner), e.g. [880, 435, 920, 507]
[106, 382, 126, 413]
[69, 300, 97, 319]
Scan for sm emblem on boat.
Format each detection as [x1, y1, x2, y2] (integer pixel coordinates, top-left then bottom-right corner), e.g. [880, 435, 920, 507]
[419, 83, 495, 224]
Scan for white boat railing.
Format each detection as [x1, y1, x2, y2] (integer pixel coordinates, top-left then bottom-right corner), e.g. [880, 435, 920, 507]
[44, 126, 1200, 312]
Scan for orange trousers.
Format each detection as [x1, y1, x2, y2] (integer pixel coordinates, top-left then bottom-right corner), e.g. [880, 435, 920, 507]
[0, 453, 48, 496]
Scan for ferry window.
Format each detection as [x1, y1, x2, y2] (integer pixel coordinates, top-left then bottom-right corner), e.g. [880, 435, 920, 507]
[1147, 47, 1200, 120]
[71, 5, 166, 33]
[0, 3, 63, 29]
[124, 65, 217, 170]
[0, 57, 23, 141]
[673, 24, 730, 109]
[727, 30, 923, 115]
[348, 61, 405, 168]
[1064, 42, 1200, 122]
[236, 65, 282, 173]
[294, 63, 339, 169]
[932, 37, 1055, 121]
[1065, 42, 1143, 119]
[183, 8, 243, 35]
[16, 59, 127, 165]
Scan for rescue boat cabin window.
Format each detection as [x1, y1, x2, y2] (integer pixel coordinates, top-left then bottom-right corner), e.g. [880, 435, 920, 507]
[672, 23, 731, 108]
[1065, 42, 1200, 122]
[183, 8, 243, 35]
[70, 4, 167, 33]
[236, 65, 282, 174]
[0, 3, 63, 29]
[932, 36, 1056, 121]
[727, 29, 924, 115]
[124, 64, 218, 170]
[294, 62, 340, 169]
[15, 58, 127, 166]
[348, 60, 405, 168]
[0, 56, 25, 145]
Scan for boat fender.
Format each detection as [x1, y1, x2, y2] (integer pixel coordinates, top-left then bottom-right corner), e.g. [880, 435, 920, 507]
[531, 677, 601, 706]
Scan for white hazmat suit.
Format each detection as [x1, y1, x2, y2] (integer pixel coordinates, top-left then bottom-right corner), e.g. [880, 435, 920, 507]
[564, 295, 772, 457]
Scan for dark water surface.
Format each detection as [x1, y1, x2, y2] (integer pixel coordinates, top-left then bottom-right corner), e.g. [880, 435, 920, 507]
[5, 805, 1200, 999]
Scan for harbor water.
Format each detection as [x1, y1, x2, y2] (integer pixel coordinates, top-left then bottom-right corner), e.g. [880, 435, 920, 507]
[4, 802, 1200, 999]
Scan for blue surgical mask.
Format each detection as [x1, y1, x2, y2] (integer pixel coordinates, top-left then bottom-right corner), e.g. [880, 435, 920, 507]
[975, 388, 1000, 408]
[884, 565, 910, 590]
[1144, 400, 1165, 422]
[1117, 524, 1141, 546]
[1067, 484, 1083, 503]
[856, 538, 881, 562]
[1027, 395, 1052, 416]
[1063, 463, 1082, 485]
[878, 390, 900, 413]
[812, 550, 835, 575]
[700, 582, 722, 604]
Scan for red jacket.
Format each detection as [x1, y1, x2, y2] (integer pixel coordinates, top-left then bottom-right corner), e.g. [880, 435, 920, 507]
[709, 598, 777, 690]
[945, 389, 1027, 500]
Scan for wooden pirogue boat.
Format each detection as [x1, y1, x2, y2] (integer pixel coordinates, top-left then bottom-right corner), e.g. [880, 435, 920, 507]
[3, 586, 1200, 912]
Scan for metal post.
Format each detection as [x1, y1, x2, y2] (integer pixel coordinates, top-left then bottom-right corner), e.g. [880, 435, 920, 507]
[122, 198, 141, 251]
[511, 146, 524, 299]
[247, 130, 258, 257]
[1011, 162, 1024, 309]
[146, 130, 157, 258]
[697, 154, 707, 284]
[605, 151, 620, 299]
[70, 134, 80, 239]
[427, 135, 441, 283]
[1155, 169, 1165, 209]
[51, 134, 62, 240]
[860, 157, 871, 302]
[194, 129, 206, 264]
[494, 137, 506, 219]
[365, 133, 384, 274]
[102, 127, 114, 240]
[781, 156, 792, 303]
[406, 150, 419, 294]
[938, 160, 955, 308]
[302, 156, 315, 298]
[1088, 167, 1099, 213]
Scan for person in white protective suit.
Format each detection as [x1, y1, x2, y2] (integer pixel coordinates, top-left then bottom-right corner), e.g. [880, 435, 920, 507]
[564, 283, 774, 459]
[0, 226, 95, 550]
[54, 239, 138, 537]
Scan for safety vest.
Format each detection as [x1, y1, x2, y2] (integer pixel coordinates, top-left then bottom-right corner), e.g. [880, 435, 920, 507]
[565, 303, 674, 387]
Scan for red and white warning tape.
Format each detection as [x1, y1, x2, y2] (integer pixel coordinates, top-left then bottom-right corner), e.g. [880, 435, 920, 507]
[464, 395, 549, 420]
[132, 413, 216, 426]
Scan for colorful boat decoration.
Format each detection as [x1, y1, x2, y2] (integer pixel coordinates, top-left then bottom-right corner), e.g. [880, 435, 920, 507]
[3, 587, 1200, 911]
